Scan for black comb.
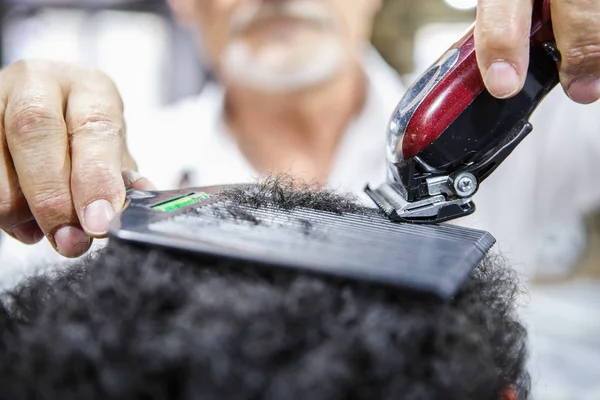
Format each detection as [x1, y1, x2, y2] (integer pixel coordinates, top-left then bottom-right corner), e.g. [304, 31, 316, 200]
[109, 186, 496, 300]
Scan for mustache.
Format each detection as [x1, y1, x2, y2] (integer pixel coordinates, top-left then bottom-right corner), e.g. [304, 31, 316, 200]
[230, 0, 335, 34]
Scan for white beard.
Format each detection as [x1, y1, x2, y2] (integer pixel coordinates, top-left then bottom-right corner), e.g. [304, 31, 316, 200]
[219, 0, 344, 94]
[220, 37, 343, 93]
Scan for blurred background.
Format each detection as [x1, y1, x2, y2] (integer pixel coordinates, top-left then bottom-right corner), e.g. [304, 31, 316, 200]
[1, 0, 599, 399]
[0, 0, 480, 111]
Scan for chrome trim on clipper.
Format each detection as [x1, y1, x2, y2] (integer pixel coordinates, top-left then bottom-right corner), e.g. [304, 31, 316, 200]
[387, 48, 460, 164]
[365, 182, 473, 223]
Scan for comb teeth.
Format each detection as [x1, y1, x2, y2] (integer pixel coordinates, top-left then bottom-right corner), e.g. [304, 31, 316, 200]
[142, 201, 496, 300]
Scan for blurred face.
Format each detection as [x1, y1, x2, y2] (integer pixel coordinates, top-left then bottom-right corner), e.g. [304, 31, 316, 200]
[170, 0, 381, 93]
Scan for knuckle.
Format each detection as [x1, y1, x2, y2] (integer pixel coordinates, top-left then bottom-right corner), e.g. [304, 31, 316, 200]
[478, 23, 523, 53]
[79, 68, 120, 92]
[28, 189, 73, 223]
[8, 59, 75, 76]
[68, 113, 124, 140]
[11, 104, 64, 139]
[3, 59, 52, 82]
[561, 44, 600, 74]
[7, 59, 41, 75]
[73, 166, 122, 192]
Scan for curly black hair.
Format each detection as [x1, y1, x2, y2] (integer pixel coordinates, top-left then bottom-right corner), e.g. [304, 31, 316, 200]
[0, 178, 530, 400]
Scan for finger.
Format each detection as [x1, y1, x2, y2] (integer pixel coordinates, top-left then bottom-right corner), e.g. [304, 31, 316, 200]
[4, 72, 90, 258]
[6, 220, 44, 245]
[0, 96, 43, 244]
[66, 72, 128, 238]
[475, 0, 534, 98]
[122, 170, 157, 191]
[552, 0, 600, 104]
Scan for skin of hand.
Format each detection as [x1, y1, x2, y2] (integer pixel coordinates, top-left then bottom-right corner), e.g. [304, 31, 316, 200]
[0, 60, 154, 258]
[475, 0, 600, 104]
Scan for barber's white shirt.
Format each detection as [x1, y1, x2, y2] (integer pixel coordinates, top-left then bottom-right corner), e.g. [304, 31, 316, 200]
[1, 48, 600, 282]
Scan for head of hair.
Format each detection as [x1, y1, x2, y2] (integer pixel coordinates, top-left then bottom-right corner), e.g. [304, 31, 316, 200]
[0, 177, 529, 400]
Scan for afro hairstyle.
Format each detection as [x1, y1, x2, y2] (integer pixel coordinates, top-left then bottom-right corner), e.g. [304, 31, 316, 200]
[0, 177, 530, 400]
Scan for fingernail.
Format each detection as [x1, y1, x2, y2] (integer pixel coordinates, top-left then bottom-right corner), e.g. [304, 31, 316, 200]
[53, 225, 90, 258]
[84, 199, 116, 235]
[11, 220, 44, 244]
[485, 61, 521, 98]
[567, 76, 600, 104]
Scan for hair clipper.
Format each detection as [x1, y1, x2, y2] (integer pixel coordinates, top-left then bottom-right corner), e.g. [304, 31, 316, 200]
[366, 0, 558, 224]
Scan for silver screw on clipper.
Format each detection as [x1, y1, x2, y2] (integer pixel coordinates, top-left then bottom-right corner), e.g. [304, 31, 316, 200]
[453, 172, 478, 197]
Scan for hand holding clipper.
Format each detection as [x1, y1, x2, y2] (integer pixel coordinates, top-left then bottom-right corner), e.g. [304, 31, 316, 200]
[366, 0, 559, 224]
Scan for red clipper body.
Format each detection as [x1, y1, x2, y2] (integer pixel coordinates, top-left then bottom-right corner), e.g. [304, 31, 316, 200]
[366, 0, 559, 224]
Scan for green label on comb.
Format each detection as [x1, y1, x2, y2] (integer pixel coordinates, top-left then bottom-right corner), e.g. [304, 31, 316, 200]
[151, 192, 212, 212]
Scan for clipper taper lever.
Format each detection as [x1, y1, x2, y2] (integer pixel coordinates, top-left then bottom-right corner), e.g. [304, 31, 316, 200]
[366, 0, 559, 224]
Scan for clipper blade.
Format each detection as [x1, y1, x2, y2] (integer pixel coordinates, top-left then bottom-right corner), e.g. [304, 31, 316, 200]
[365, 182, 476, 224]
[111, 185, 495, 300]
